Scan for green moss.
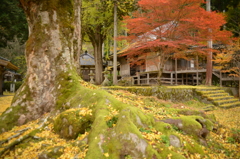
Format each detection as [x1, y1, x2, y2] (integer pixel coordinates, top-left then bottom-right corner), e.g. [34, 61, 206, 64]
[154, 122, 173, 134]
[185, 141, 204, 155]
[168, 116, 214, 140]
[40, 146, 65, 159]
[145, 145, 161, 159]
[53, 108, 93, 139]
[0, 105, 22, 132]
[114, 109, 142, 136]
[158, 147, 186, 159]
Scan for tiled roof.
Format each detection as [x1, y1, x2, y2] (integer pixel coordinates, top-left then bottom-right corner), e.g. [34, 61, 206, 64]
[0, 56, 19, 70]
[0, 56, 10, 61]
[80, 52, 95, 66]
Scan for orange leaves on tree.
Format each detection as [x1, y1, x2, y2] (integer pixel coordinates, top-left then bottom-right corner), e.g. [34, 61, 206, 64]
[121, 0, 232, 66]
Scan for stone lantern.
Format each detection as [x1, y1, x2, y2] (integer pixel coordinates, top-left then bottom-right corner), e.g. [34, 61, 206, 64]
[101, 67, 110, 86]
[88, 70, 95, 84]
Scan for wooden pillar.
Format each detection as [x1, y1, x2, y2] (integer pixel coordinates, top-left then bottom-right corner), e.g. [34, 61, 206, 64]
[182, 74, 184, 85]
[192, 74, 194, 85]
[186, 73, 188, 85]
[0, 66, 4, 95]
[220, 71, 222, 87]
[137, 72, 140, 85]
[175, 58, 177, 85]
[147, 73, 149, 85]
[170, 73, 173, 85]
[196, 55, 199, 85]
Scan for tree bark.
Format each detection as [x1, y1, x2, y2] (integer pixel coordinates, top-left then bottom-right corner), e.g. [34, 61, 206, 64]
[238, 62, 240, 99]
[87, 27, 104, 85]
[0, 66, 4, 95]
[205, 0, 212, 86]
[73, 0, 82, 76]
[0, 0, 81, 131]
[113, 1, 118, 85]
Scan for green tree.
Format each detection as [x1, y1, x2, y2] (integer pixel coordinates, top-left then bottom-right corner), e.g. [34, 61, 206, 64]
[0, 0, 28, 47]
[0, 37, 26, 76]
[226, 4, 240, 37]
[212, 0, 240, 37]
[82, 0, 137, 84]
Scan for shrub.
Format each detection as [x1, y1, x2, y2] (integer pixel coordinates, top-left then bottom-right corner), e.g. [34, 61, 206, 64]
[3, 81, 23, 92]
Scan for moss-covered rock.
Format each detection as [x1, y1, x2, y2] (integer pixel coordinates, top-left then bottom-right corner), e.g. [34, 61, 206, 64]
[177, 109, 217, 123]
[53, 108, 93, 139]
[162, 116, 214, 143]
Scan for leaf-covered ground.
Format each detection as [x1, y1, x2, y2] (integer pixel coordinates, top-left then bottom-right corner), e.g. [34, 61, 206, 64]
[0, 92, 14, 116]
[0, 89, 239, 159]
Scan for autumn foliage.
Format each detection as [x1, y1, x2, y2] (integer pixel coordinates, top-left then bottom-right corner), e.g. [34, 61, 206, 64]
[121, 0, 232, 72]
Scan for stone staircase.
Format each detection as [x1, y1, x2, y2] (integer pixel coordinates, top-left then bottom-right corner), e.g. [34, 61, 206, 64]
[196, 87, 240, 109]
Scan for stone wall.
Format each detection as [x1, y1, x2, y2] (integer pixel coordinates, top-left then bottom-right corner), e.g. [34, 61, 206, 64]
[103, 86, 196, 102]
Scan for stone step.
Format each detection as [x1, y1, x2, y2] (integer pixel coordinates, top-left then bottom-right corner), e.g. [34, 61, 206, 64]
[202, 105, 215, 111]
[196, 87, 221, 91]
[198, 90, 225, 94]
[203, 93, 229, 98]
[218, 101, 240, 109]
[213, 98, 239, 106]
[208, 96, 234, 101]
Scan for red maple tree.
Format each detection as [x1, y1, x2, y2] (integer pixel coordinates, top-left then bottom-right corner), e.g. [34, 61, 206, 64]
[121, 0, 232, 84]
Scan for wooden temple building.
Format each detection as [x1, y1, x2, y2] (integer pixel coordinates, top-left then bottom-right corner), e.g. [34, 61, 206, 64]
[0, 56, 19, 95]
[117, 46, 239, 86]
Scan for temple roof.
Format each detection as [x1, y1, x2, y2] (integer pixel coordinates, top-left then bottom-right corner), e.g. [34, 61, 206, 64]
[80, 51, 95, 66]
[0, 56, 19, 70]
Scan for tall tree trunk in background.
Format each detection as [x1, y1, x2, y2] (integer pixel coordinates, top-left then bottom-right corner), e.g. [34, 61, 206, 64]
[238, 61, 240, 99]
[239, 76, 240, 99]
[0, 0, 81, 131]
[87, 27, 104, 85]
[73, 0, 82, 76]
[205, 0, 213, 86]
[0, 67, 4, 95]
[113, 1, 118, 85]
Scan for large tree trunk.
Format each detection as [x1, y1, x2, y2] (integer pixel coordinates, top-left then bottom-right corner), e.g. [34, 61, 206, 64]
[205, 0, 212, 86]
[237, 62, 240, 99]
[87, 27, 104, 85]
[0, 0, 81, 131]
[73, 0, 82, 76]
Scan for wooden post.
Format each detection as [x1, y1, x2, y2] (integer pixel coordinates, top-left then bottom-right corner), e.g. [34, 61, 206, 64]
[196, 55, 199, 85]
[220, 71, 222, 87]
[137, 72, 140, 85]
[175, 58, 177, 85]
[0, 66, 4, 95]
[182, 74, 184, 85]
[186, 73, 188, 85]
[147, 73, 149, 85]
[170, 73, 173, 85]
[113, 0, 118, 85]
[192, 74, 194, 85]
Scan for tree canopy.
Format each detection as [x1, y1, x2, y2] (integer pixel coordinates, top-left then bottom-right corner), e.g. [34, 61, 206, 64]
[212, 0, 240, 37]
[120, 0, 232, 82]
[82, 0, 137, 84]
